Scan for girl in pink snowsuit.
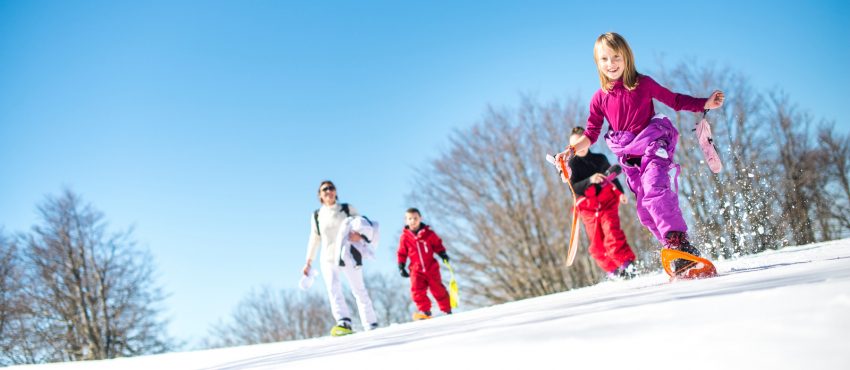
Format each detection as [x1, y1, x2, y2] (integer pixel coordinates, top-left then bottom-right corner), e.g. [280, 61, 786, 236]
[557, 32, 725, 274]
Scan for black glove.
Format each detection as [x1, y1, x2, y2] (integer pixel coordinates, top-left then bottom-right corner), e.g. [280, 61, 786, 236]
[398, 263, 409, 278]
[437, 251, 449, 263]
[605, 164, 622, 176]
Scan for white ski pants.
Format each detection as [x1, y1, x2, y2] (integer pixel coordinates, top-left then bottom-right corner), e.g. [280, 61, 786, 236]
[320, 258, 377, 329]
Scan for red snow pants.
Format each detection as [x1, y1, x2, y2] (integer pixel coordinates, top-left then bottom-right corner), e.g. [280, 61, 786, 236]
[410, 261, 451, 314]
[578, 184, 635, 273]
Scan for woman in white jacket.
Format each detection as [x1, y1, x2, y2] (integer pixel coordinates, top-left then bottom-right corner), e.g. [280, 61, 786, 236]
[302, 180, 378, 336]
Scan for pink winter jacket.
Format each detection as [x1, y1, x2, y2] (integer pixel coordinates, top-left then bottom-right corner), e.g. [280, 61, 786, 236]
[584, 75, 708, 145]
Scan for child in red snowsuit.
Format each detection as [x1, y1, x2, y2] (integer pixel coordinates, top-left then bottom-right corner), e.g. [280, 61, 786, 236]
[397, 208, 451, 320]
[569, 127, 636, 278]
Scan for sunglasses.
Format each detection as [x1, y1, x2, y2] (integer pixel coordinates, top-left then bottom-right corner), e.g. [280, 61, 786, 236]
[321, 186, 336, 192]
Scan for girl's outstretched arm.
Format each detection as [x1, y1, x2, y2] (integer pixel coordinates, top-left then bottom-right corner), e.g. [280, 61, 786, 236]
[644, 76, 707, 112]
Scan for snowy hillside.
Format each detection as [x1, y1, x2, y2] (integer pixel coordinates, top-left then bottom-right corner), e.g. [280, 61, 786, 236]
[11, 239, 850, 370]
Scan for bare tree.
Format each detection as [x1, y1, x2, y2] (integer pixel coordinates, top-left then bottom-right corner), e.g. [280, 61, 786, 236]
[767, 92, 822, 246]
[0, 229, 14, 340]
[19, 189, 173, 363]
[204, 271, 411, 347]
[763, 101, 850, 243]
[1, 229, 30, 366]
[817, 124, 850, 237]
[204, 287, 330, 348]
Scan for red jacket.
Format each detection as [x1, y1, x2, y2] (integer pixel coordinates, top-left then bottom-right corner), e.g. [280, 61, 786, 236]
[397, 224, 446, 274]
[577, 182, 621, 212]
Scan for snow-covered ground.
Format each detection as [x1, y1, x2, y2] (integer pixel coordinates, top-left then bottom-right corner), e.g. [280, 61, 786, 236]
[12, 239, 850, 370]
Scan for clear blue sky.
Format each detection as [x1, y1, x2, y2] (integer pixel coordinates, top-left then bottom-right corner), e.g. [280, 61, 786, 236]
[1, 0, 848, 347]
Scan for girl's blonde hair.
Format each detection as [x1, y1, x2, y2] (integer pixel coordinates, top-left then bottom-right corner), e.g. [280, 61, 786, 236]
[594, 32, 639, 91]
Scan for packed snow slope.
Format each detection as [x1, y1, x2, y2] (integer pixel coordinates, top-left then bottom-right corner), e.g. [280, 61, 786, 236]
[12, 239, 850, 370]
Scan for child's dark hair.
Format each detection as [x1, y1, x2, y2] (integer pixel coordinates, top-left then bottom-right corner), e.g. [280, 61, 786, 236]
[571, 126, 585, 136]
[406, 207, 421, 216]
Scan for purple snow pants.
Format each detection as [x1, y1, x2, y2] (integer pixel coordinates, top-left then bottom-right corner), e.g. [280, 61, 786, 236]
[605, 114, 687, 244]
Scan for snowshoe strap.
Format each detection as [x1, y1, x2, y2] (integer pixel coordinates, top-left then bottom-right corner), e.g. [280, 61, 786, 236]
[672, 162, 681, 194]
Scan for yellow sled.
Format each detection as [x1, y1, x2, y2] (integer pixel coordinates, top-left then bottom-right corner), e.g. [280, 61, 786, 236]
[443, 260, 460, 309]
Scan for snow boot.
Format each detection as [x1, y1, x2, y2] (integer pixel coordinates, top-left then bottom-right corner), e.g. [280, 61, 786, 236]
[330, 318, 354, 337]
[661, 231, 717, 279]
[665, 232, 701, 270]
[605, 261, 636, 281]
[617, 261, 637, 279]
[412, 311, 431, 321]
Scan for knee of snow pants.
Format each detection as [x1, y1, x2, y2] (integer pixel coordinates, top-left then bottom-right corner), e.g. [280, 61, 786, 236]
[410, 270, 432, 313]
[640, 145, 688, 242]
[321, 262, 351, 322]
[621, 158, 663, 241]
[340, 265, 377, 327]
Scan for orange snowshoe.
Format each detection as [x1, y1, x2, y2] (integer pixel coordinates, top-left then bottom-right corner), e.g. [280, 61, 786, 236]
[660, 248, 717, 280]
